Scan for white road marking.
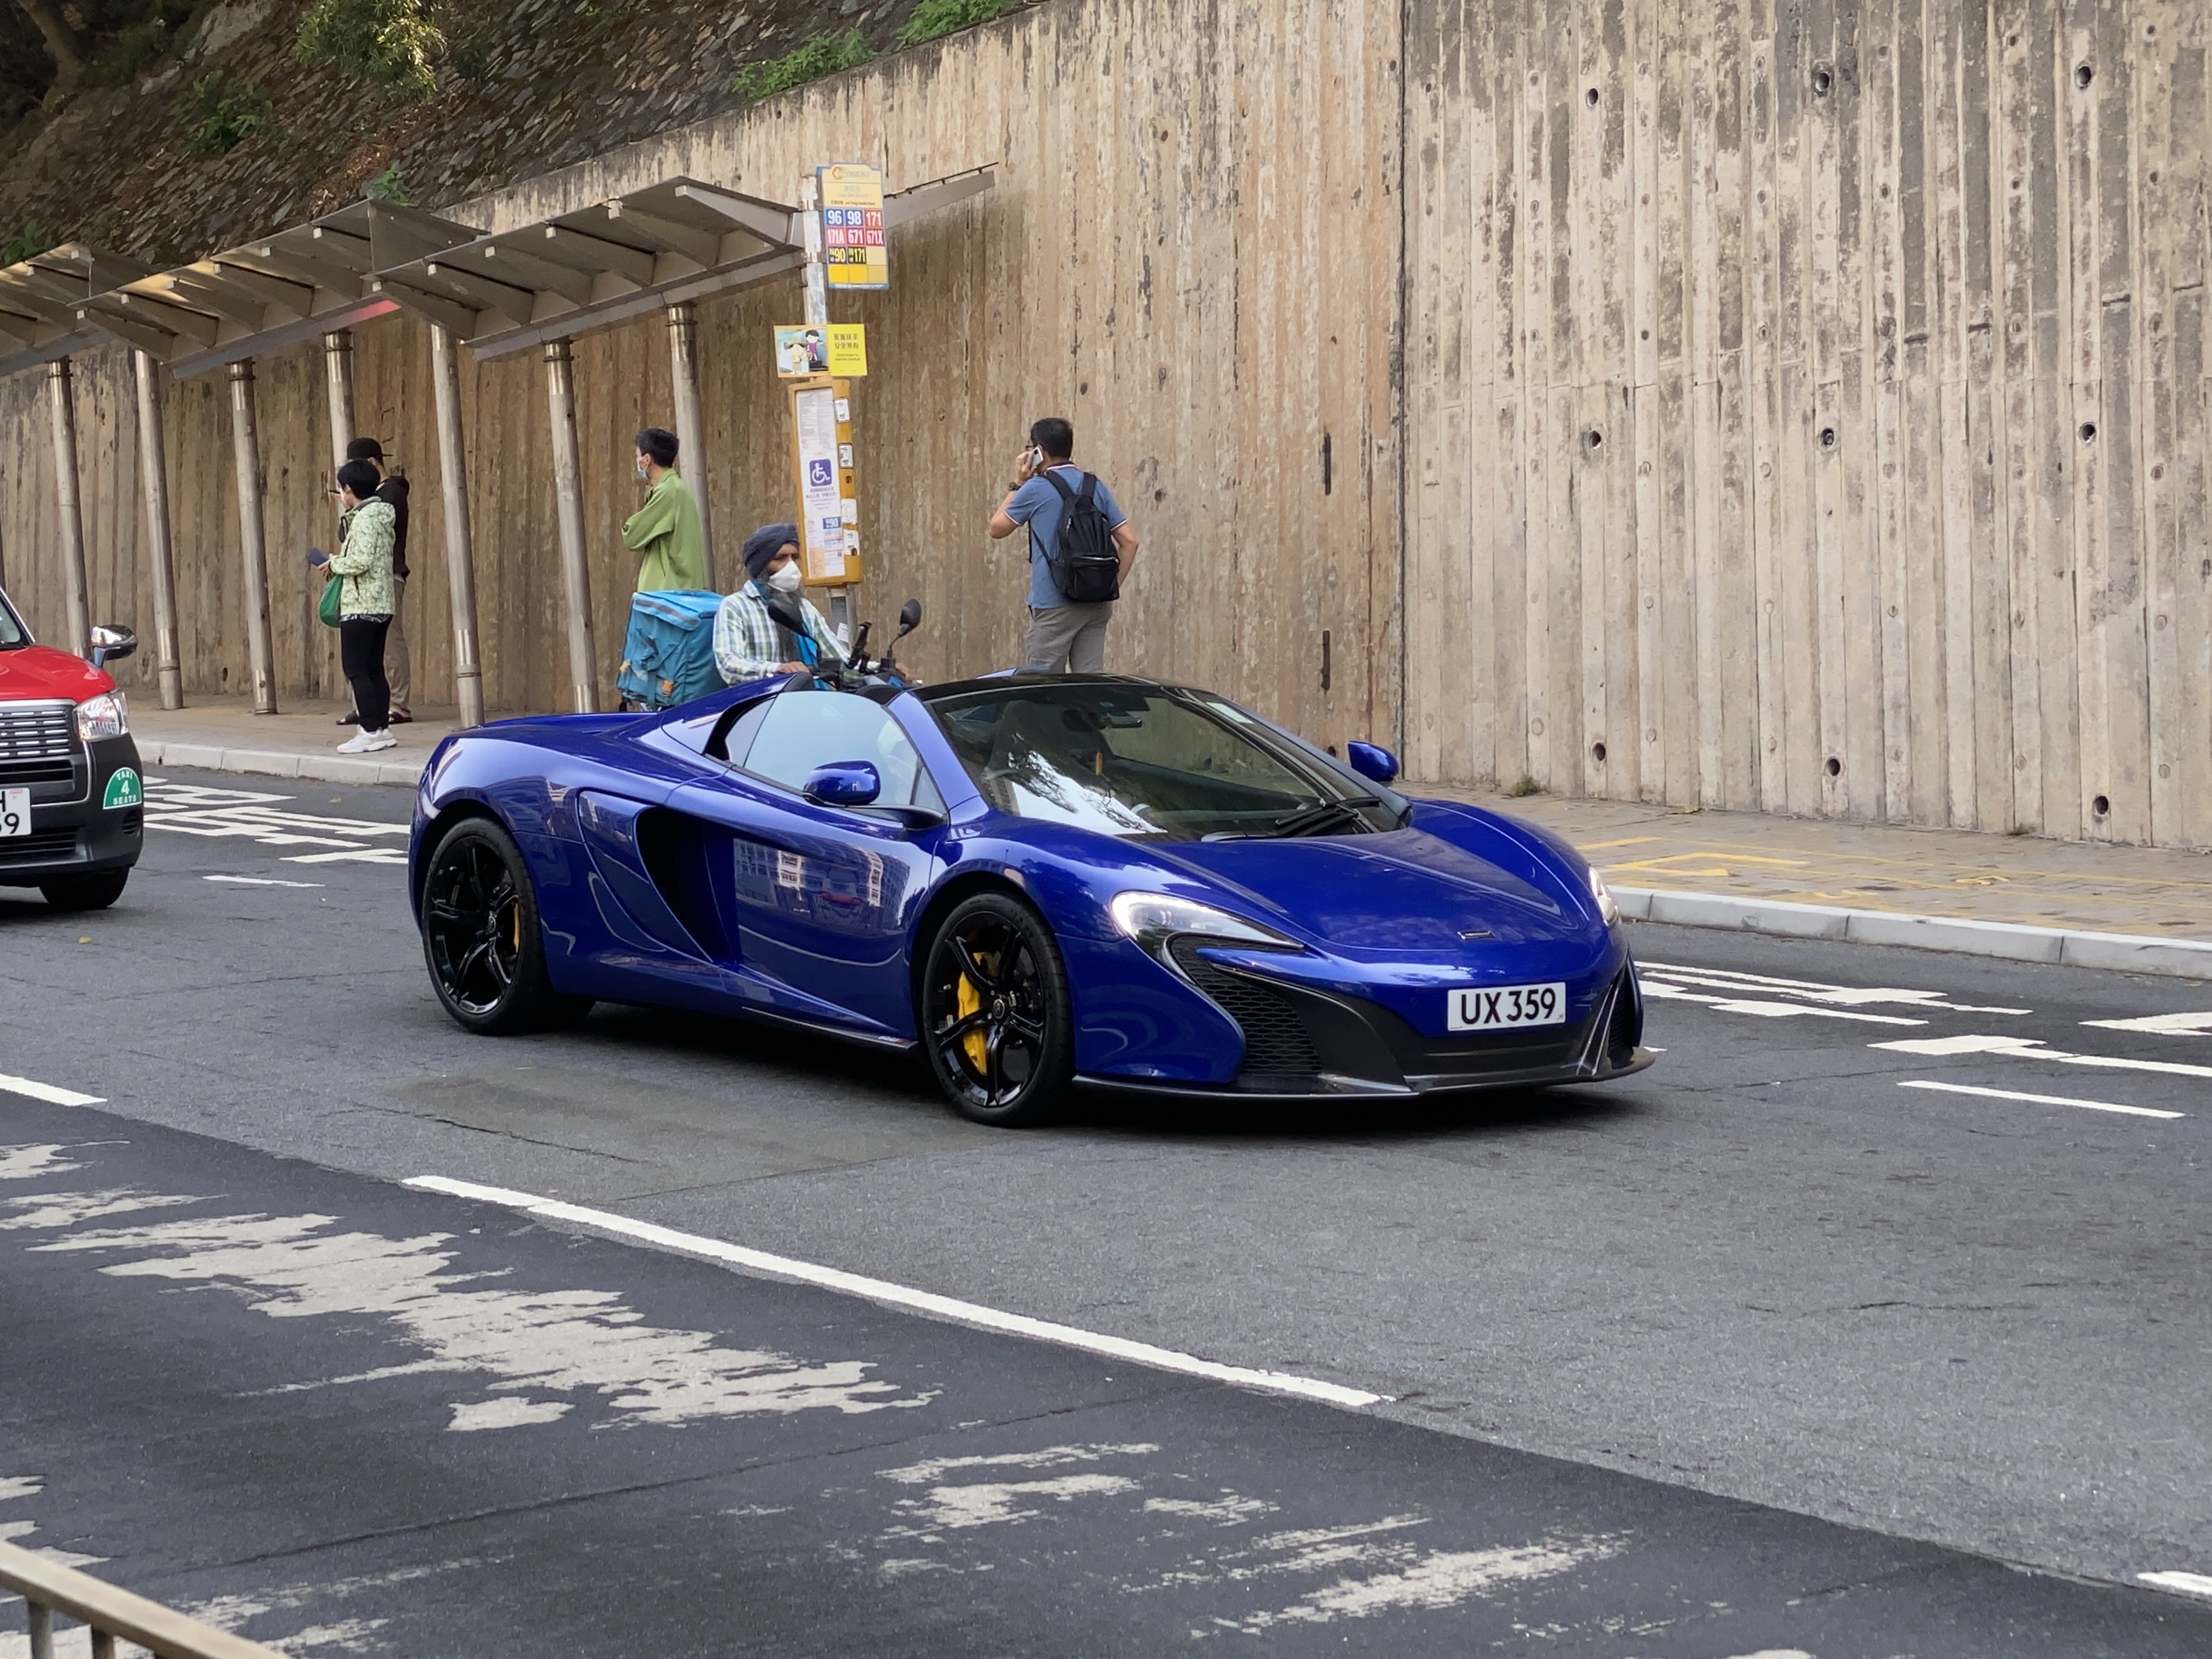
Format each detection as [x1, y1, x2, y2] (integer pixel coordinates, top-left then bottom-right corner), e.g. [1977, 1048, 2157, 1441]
[283, 847, 409, 866]
[2141, 1570, 2212, 1598]
[2084, 1011, 2212, 1036]
[1898, 1080, 2186, 1121]
[1641, 961, 2029, 1015]
[204, 874, 325, 889]
[1640, 983, 1926, 1025]
[0, 1074, 104, 1107]
[1225, 1536, 1624, 1634]
[30, 1205, 929, 1427]
[407, 1175, 1389, 1409]
[0, 1144, 87, 1180]
[1872, 1034, 2212, 1079]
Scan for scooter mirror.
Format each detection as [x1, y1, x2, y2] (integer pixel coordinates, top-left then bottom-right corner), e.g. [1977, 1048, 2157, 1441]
[896, 599, 922, 636]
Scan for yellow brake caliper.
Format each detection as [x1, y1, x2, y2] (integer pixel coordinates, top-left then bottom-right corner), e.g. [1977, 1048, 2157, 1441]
[957, 952, 992, 1071]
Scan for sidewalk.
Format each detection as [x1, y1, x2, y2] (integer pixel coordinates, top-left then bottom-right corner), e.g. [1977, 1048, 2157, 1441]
[132, 697, 2212, 974]
[135, 695, 468, 788]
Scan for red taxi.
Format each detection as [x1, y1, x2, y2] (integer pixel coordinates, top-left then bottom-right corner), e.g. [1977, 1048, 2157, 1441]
[0, 582, 143, 910]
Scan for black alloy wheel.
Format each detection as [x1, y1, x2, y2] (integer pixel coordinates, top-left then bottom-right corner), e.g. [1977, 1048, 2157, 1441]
[39, 871, 128, 911]
[921, 890, 1075, 1126]
[420, 817, 591, 1035]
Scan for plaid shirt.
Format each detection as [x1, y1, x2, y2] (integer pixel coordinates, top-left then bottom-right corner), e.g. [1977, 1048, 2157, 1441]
[713, 583, 841, 684]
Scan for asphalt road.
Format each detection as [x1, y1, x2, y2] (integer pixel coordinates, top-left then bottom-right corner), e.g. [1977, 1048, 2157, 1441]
[3, 766, 2210, 1654]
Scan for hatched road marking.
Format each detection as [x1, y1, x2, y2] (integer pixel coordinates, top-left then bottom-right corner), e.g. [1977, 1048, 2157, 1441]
[1871, 1034, 2212, 1080]
[1898, 1080, 2185, 1121]
[406, 1176, 1387, 1410]
[2083, 1011, 2212, 1036]
[1640, 962, 2029, 1015]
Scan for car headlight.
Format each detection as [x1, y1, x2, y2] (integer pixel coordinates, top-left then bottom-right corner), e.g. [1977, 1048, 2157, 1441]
[1109, 890, 1301, 956]
[75, 691, 127, 741]
[1590, 868, 1621, 927]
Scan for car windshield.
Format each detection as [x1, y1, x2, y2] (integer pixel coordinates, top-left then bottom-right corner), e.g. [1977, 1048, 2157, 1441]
[925, 680, 1396, 840]
[0, 590, 25, 650]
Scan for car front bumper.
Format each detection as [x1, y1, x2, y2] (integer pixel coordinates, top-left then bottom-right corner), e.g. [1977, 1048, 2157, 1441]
[0, 734, 144, 887]
[1076, 959, 1655, 1102]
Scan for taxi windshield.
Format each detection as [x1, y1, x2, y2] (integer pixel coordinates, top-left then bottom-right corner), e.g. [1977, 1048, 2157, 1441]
[924, 681, 1397, 840]
[0, 590, 26, 649]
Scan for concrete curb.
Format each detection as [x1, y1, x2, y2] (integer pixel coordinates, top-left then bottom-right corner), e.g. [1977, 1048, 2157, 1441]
[1614, 887, 2212, 980]
[143, 740, 424, 791]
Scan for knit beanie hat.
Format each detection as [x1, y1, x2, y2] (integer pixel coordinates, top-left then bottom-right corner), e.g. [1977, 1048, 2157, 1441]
[743, 523, 799, 580]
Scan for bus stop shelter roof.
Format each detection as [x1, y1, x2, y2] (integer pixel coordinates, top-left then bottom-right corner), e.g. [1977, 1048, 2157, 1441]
[373, 167, 995, 359]
[74, 200, 482, 379]
[0, 244, 153, 377]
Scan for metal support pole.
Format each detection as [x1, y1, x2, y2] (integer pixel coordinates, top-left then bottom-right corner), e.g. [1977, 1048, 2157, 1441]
[27, 1601, 52, 1659]
[90, 1630, 115, 1659]
[664, 300, 714, 582]
[227, 360, 278, 714]
[544, 339, 597, 713]
[798, 176, 851, 639]
[132, 349, 184, 709]
[322, 329, 356, 481]
[430, 324, 484, 727]
[47, 358, 90, 657]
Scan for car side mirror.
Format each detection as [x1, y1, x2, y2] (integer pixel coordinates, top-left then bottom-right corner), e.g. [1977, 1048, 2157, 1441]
[803, 760, 882, 808]
[1346, 741, 1399, 785]
[88, 625, 137, 670]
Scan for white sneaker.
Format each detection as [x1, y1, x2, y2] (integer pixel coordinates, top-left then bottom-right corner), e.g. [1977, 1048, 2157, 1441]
[337, 729, 398, 754]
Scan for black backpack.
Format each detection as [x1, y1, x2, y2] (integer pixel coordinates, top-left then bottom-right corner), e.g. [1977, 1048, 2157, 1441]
[1040, 471, 1121, 604]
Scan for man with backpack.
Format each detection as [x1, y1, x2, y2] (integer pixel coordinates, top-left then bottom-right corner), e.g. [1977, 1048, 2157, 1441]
[988, 417, 1139, 673]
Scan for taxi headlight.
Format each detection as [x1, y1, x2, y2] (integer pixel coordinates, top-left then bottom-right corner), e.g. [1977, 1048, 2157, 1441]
[75, 691, 128, 741]
[1109, 890, 1301, 957]
[1591, 868, 1621, 928]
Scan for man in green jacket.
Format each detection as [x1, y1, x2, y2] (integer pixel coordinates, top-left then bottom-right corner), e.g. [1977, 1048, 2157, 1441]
[623, 426, 708, 592]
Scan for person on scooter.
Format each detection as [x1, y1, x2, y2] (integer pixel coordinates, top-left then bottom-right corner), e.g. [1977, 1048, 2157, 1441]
[714, 523, 842, 685]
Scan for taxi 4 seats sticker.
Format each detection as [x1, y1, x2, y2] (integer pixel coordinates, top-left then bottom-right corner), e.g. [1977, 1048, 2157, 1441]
[103, 767, 143, 810]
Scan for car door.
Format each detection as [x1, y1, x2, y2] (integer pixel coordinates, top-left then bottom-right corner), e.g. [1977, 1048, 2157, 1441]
[670, 689, 946, 1039]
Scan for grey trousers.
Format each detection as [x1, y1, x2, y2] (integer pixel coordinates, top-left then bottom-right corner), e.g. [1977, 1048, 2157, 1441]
[1022, 601, 1113, 673]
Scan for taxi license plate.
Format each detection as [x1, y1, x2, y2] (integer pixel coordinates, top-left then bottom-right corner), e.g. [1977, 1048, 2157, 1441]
[0, 788, 27, 838]
[1448, 981, 1566, 1031]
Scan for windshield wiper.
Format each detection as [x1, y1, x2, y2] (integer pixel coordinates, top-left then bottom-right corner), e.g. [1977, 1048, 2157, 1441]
[1258, 796, 1380, 839]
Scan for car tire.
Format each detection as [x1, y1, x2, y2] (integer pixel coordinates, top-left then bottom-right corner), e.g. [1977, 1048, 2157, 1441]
[40, 871, 128, 911]
[921, 890, 1076, 1127]
[420, 817, 592, 1036]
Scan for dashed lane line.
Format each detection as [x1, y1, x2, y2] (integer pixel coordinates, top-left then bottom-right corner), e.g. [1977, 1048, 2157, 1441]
[2140, 1571, 2212, 1600]
[405, 1175, 1388, 1411]
[1897, 1080, 2185, 1121]
[204, 875, 326, 889]
[0, 1073, 104, 1107]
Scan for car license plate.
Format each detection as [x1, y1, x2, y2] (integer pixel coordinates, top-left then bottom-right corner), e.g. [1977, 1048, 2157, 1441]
[0, 788, 27, 838]
[1448, 981, 1566, 1031]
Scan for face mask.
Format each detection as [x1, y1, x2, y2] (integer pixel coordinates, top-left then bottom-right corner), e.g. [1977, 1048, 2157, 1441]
[635, 456, 650, 481]
[766, 565, 803, 594]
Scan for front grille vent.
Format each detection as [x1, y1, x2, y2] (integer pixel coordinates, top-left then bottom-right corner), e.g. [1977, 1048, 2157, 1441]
[1169, 940, 1322, 1080]
[0, 828, 79, 867]
[0, 701, 76, 785]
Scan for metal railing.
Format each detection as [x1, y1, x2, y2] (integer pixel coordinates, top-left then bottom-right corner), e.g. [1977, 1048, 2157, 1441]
[1, 1538, 288, 1659]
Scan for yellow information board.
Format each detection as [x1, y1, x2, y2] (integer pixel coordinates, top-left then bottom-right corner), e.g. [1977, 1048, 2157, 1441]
[817, 162, 888, 290]
[772, 323, 867, 378]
